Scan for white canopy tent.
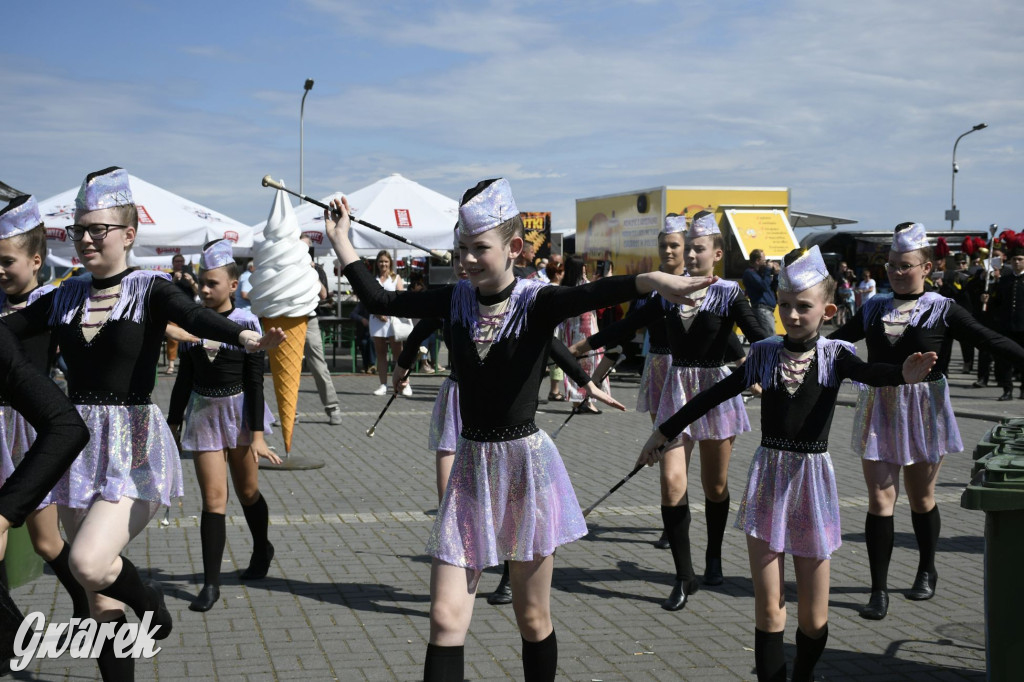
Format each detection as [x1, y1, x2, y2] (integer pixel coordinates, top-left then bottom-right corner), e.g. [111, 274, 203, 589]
[252, 173, 459, 257]
[37, 173, 255, 268]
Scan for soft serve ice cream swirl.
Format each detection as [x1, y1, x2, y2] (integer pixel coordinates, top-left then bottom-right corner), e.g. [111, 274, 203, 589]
[249, 190, 321, 318]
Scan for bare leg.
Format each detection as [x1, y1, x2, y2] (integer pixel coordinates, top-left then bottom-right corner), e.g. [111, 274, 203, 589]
[435, 450, 454, 503]
[428, 560, 480, 646]
[748, 535, 787, 681]
[373, 337, 388, 387]
[792, 555, 831, 681]
[510, 555, 558, 680]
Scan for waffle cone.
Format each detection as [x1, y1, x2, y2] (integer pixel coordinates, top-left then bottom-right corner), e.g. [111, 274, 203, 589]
[261, 316, 308, 453]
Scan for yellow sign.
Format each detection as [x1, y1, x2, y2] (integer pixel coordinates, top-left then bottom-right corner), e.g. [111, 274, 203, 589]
[724, 209, 798, 260]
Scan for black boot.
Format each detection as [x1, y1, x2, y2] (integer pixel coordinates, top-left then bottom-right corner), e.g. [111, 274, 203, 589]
[753, 628, 786, 682]
[704, 495, 729, 586]
[860, 513, 893, 620]
[45, 542, 91, 618]
[487, 561, 512, 605]
[522, 630, 557, 682]
[792, 625, 828, 682]
[96, 615, 135, 681]
[190, 511, 225, 612]
[907, 506, 940, 601]
[661, 504, 698, 611]
[423, 643, 464, 682]
[240, 494, 274, 580]
[654, 529, 670, 550]
[1, 581, 25, 675]
[998, 388, 1014, 401]
[96, 556, 172, 640]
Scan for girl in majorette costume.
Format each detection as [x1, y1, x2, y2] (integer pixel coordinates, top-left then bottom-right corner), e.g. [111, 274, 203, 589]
[641, 246, 937, 682]
[830, 222, 1024, 621]
[167, 239, 281, 613]
[0, 321, 89, 662]
[0, 196, 90, 621]
[394, 231, 627, 608]
[326, 178, 712, 682]
[573, 212, 767, 610]
[1, 168, 283, 681]
[558, 257, 610, 414]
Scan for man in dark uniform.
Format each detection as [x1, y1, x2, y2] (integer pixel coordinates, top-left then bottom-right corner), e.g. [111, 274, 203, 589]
[992, 247, 1024, 400]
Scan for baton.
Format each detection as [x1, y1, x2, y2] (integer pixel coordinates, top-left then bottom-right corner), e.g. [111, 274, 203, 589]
[551, 347, 625, 440]
[582, 462, 646, 517]
[366, 370, 411, 437]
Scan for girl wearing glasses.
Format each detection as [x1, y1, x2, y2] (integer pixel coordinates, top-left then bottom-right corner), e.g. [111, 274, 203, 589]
[830, 222, 1024, 622]
[0, 168, 284, 681]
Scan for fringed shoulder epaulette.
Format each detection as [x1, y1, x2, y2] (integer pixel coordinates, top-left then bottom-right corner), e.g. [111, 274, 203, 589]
[815, 337, 857, 388]
[229, 307, 263, 335]
[48, 270, 170, 327]
[699, 279, 741, 317]
[28, 284, 56, 305]
[743, 336, 785, 389]
[861, 293, 894, 330]
[451, 277, 547, 343]
[863, 291, 952, 330]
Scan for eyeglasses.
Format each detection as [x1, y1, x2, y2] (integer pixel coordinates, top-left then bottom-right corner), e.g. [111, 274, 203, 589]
[884, 261, 927, 275]
[66, 223, 129, 241]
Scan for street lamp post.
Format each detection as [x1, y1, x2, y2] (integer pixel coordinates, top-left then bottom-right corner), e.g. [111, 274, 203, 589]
[300, 78, 314, 194]
[948, 122, 988, 230]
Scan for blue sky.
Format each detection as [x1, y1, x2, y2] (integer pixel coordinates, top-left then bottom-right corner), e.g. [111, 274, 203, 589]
[3, 1, 1022, 236]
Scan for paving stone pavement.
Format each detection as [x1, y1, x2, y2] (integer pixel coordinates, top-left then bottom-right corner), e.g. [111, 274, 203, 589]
[10, 350, 1011, 681]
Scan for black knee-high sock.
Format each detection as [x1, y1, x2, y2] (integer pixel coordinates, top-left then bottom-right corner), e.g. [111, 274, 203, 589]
[423, 643, 464, 682]
[662, 505, 695, 581]
[705, 495, 730, 561]
[46, 542, 91, 618]
[96, 556, 151, 620]
[754, 628, 786, 682]
[96, 615, 135, 681]
[865, 513, 894, 591]
[792, 625, 828, 682]
[911, 505, 940, 574]
[522, 630, 557, 682]
[200, 511, 226, 587]
[241, 494, 269, 553]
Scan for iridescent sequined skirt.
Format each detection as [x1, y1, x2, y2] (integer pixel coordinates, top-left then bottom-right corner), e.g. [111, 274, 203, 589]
[428, 377, 461, 453]
[735, 446, 841, 560]
[637, 352, 671, 414]
[50, 404, 183, 509]
[656, 365, 750, 441]
[852, 378, 962, 465]
[180, 392, 274, 452]
[0, 406, 51, 509]
[425, 430, 587, 570]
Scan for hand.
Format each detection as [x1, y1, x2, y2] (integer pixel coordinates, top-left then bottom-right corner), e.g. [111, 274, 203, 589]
[241, 328, 286, 352]
[584, 381, 626, 411]
[165, 324, 200, 344]
[569, 340, 590, 357]
[168, 422, 182, 452]
[393, 367, 410, 395]
[644, 272, 717, 306]
[173, 271, 182, 281]
[637, 430, 669, 468]
[376, 315, 389, 323]
[902, 351, 938, 383]
[248, 433, 281, 465]
[323, 197, 352, 245]
[0, 513, 9, 535]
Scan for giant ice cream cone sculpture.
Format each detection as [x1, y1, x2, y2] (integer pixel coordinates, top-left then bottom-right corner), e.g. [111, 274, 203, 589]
[249, 190, 321, 453]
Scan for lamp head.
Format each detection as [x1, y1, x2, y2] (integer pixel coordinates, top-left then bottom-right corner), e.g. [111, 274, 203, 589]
[304, 78, 314, 91]
[974, 123, 988, 131]
[953, 163, 959, 173]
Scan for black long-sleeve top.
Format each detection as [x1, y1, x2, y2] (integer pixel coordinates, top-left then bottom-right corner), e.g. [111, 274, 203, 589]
[345, 262, 641, 438]
[1, 270, 249, 405]
[587, 281, 766, 366]
[658, 336, 906, 453]
[166, 307, 267, 430]
[829, 292, 1024, 379]
[396, 316, 594, 388]
[0, 286, 56, 405]
[0, 324, 89, 526]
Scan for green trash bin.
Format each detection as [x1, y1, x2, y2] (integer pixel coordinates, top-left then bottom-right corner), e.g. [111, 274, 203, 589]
[961, 453, 1024, 681]
[3, 524, 43, 589]
[973, 425, 1023, 461]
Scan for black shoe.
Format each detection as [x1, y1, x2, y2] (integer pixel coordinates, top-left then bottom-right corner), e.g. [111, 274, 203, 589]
[907, 571, 937, 601]
[964, 362, 973, 374]
[661, 578, 699, 611]
[1019, 387, 1024, 400]
[999, 390, 1014, 402]
[703, 558, 724, 586]
[240, 543, 275, 580]
[653, 530, 670, 550]
[188, 584, 220, 612]
[859, 590, 889, 620]
[486, 575, 513, 605]
[971, 379, 989, 388]
[145, 581, 173, 640]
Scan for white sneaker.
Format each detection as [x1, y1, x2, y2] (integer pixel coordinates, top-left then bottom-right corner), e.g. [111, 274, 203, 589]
[401, 385, 413, 397]
[373, 384, 388, 396]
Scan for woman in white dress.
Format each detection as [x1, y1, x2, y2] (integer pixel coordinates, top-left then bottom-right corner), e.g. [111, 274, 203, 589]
[369, 250, 407, 395]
